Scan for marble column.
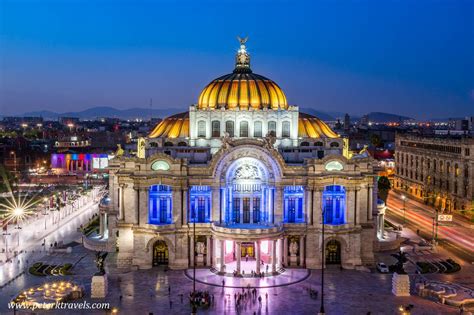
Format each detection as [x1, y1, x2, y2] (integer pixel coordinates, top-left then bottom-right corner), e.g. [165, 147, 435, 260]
[211, 187, 220, 222]
[182, 188, 188, 226]
[368, 185, 373, 221]
[172, 188, 181, 227]
[313, 188, 322, 225]
[206, 235, 212, 266]
[272, 239, 277, 273]
[275, 187, 283, 223]
[190, 235, 195, 268]
[255, 240, 261, 273]
[236, 242, 241, 274]
[139, 188, 148, 226]
[283, 236, 289, 266]
[220, 239, 225, 273]
[299, 236, 305, 267]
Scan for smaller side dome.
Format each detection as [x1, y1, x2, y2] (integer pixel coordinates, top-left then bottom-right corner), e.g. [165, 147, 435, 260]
[149, 112, 189, 139]
[298, 112, 339, 138]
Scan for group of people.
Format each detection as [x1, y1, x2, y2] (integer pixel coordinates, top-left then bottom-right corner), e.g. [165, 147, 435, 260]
[189, 290, 214, 308]
[233, 285, 266, 311]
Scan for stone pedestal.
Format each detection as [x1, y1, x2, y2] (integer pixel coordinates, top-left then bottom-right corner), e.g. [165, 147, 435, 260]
[91, 274, 108, 298]
[289, 255, 298, 266]
[392, 273, 410, 296]
[196, 254, 204, 265]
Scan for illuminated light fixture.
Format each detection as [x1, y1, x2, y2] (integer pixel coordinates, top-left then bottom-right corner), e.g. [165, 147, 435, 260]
[325, 161, 344, 171]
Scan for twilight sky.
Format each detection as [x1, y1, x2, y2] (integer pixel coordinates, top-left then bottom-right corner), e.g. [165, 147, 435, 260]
[0, 0, 473, 119]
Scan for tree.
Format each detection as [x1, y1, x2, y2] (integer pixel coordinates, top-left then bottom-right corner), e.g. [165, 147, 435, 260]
[378, 176, 391, 203]
[390, 250, 408, 274]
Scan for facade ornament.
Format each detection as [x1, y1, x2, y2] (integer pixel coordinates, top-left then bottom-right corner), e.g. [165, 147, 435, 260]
[263, 133, 276, 150]
[115, 144, 124, 157]
[221, 132, 233, 150]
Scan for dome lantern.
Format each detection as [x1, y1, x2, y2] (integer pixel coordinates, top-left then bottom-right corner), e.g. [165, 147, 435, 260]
[197, 37, 288, 111]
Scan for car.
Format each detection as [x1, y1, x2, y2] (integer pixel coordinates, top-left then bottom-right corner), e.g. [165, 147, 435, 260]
[376, 262, 389, 273]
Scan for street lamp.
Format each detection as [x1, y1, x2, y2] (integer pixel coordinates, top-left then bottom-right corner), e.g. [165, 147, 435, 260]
[401, 195, 406, 224]
[43, 197, 49, 230]
[319, 202, 325, 315]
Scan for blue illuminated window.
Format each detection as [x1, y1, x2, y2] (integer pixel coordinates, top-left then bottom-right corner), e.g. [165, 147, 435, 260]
[323, 185, 346, 225]
[189, 186, 211, 223]
[149, 185, 172, 224]
[284, 186, 305, 223]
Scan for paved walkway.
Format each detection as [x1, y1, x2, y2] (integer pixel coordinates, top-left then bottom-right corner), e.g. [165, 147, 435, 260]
[186, 267, 310, 288]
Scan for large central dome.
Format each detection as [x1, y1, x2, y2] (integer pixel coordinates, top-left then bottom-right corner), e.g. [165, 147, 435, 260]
[198, 39, 287, 111]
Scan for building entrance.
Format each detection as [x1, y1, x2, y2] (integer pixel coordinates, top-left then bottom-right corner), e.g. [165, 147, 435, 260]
[325, 240, 341, 264]
[241, 242, 255, 258]
[153, 240, 169, 266]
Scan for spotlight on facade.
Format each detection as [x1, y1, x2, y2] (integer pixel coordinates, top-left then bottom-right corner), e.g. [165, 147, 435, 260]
[13, 207, 25, 217]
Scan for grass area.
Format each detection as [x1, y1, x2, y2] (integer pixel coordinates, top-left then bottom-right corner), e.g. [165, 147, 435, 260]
[28, 262, 74, 277]
[81, 216, 100, 236]
[415, 259, 461, 274]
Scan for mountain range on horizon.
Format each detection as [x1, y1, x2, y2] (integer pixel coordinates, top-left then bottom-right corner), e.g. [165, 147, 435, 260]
[1, 106, 420, 123]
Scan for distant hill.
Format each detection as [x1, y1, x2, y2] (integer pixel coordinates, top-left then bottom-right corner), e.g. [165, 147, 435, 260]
[299, 108, 336, 121]
[365, 112, 412, 123]
[21, 106, 184, 120]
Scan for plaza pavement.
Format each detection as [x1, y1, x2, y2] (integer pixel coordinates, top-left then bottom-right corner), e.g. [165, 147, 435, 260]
[0, 244, 461, 315]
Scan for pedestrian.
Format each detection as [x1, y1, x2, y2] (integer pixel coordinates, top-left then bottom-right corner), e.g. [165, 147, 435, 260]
[246, 254, 249, 262]
[265, 292, 268, 300]
[222, 279, 225, 287]
[258, 295, 262, 305]
[168, 285, 171, 295]
[169, 300, 172, 309]
[416, 229, 420, 235]
[119, 295, 122, 302]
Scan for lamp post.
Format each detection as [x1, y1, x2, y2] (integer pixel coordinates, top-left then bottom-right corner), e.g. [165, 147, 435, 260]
[191, 205, 197, 315]
[43, 197, 49, 230]
[401, 195, 406, 224]
[2, 225, 11, 262]
[319, 203, 325, 315]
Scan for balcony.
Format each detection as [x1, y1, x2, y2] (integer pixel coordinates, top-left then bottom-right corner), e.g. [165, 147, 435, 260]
[211, 222, 283, 240]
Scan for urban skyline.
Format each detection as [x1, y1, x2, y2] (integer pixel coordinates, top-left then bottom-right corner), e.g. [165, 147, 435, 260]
[1, 0, 473, 119]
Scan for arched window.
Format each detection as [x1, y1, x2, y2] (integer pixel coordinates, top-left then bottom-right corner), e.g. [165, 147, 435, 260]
[455, 164, 459, 177]
[282, 121, 290, 138]
[197, 121, 206, 138]
[323, 185, 345, 225]
[150, 142, 158, 147]
[211, 120, 220, 138]
[240, 121, 249, 137]
[149, 185, 172, 224]
[164, 142, 173, 147]
[301, 142, 310, 146]
[177, 141, 187, 147]
[225, 121, 234, 137]
[283, 186, 305, 223]
[330, 142, 339, 148]
[254, 121, 262, 137]
[189, 186, 211, 223]
[268, 121, 276, 136]
[314, 141, 323, 147]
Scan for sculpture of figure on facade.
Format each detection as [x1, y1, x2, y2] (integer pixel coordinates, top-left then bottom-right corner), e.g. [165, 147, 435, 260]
[115, 144, 124, 157]
[289, 241, 299, 256]
[195, 242, 206, 255]
[263, 132, 276, 150]
[94, 252, 108, 275]
[221, 132, 233, 150]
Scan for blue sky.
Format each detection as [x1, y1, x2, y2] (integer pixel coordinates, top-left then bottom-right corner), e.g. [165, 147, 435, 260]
[0, 0, 473, 119]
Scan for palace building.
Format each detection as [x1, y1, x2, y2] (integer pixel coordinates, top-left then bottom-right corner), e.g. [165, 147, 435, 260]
[103, 39, 378, 273]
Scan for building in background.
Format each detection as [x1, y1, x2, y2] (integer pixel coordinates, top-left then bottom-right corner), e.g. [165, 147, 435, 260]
[394, 133, 474, 217]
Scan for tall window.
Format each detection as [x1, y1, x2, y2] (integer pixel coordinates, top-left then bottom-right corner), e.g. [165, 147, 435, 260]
[254, 121, 262, 137]
[240, 121, 249, 137]
[212, 121, 220, 138]
[149, 185, 172, 224]
[225, 121, 234, 137]
[282, 121, 290, 138]
[323, 185, 345, 225]
[189, 186, 211, 223]
[268, 121, 276, 136]
[198, 121, 206, 138]
[283, 186, 304, 223]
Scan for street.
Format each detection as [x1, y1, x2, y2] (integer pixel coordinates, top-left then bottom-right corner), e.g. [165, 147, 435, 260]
[386, 190, 474, 263]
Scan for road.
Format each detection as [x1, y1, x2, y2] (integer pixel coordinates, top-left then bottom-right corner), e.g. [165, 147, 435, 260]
[385, 190, 474, 263]
[0, 187, 102, 287]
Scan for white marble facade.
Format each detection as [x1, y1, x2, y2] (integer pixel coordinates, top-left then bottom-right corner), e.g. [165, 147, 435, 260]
[104, 141, 377, 271]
